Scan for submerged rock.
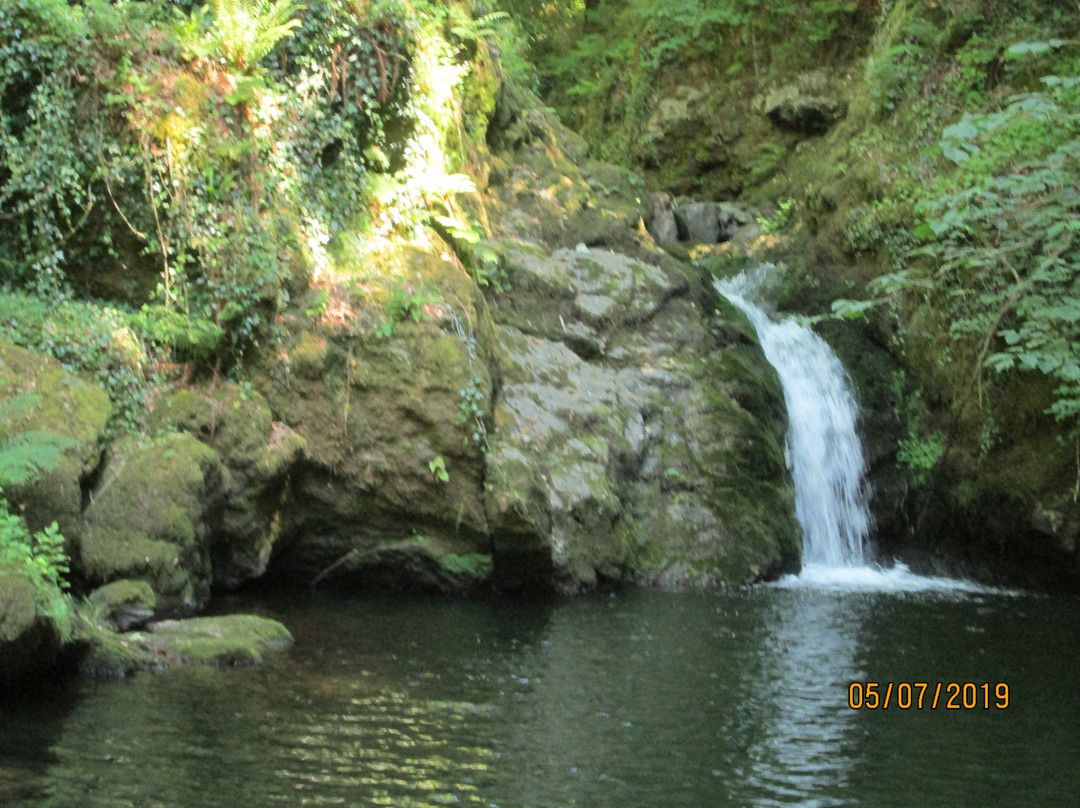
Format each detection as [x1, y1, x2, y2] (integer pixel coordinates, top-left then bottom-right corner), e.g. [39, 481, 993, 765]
[79, 614, 293, 677]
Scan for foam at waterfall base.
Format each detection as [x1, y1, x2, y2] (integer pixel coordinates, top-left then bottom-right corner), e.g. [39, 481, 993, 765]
[771, 562, 1018, 595]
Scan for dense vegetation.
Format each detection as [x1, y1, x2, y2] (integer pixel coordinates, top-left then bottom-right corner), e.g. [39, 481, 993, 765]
[1, 0, 1078, 592]
[0, 0, 511, 386]
[0, 395, 75, 634]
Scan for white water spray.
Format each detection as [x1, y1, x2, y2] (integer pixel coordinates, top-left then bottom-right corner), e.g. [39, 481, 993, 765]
[716, 269, 1010, 594]
[717, 270, 871, 571]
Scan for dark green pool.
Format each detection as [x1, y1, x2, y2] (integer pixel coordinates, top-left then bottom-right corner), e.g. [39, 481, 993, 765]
[2, 583, 1077, 807]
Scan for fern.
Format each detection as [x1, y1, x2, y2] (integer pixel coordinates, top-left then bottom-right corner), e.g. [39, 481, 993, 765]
[0, 395, 78, 489]
[211, 0, 305, 72]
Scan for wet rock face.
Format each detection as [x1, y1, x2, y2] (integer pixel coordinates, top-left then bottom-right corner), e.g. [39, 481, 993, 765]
[484, 243, 800, 590]
[474, 103, 799, 590]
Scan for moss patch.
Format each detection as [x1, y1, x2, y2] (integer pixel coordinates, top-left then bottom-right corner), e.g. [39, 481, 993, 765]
[78, 614, 293, 677]
[0, 341, 111, 541]
[79, 434, 223, 612]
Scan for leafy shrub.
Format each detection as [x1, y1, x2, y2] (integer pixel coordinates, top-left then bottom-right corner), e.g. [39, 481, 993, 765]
[0, 0, 96, 293]
[835, 46, 1080, 438]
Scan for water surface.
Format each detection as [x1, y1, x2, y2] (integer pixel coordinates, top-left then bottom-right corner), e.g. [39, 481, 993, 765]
[2, 586, 1076, 807]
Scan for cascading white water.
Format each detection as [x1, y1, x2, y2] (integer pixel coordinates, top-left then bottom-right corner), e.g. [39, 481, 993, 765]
[715, 268, 1014, 596]
[716, 269, 871, 571]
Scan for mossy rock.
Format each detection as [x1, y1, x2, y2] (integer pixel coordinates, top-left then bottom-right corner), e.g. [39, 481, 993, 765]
[149, 383, 305, 588]
[250, 246, 496, 590]
[0, 564, 63, 684]
[0, 341, 111, 544]
[79, 434, 224, 613]
[78, 614, 293, 677]
[87, 579, 156, 632]
[486, 104, 647, 252]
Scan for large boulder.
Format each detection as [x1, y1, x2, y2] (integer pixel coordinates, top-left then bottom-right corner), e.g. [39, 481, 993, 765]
[0, 341, 111, 546]
[255, 247, 496, 591]
[78, 434, 224, 613]
[485, 243, 800, 590]
[149, 383, 305, 588]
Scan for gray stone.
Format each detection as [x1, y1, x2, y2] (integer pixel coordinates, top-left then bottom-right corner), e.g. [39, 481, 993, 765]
[647, 194, 682, 244]
[485, 241, 801, 591]
[677, 202, 722, 243]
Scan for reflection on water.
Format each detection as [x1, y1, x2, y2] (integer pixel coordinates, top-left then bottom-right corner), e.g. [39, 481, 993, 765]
[744, 591, 865, 807]
[1, 587, 1078, 807]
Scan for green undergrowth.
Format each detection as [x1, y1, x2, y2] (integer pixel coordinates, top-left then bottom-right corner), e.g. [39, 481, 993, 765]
[0, 291, 149, 434]
[829, 34, 1080, 444]
[500, 0, 875, 165]
[0, 0, 520, 383]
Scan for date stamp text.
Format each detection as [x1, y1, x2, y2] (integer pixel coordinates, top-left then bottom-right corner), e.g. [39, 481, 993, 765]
[847, 682, 1009, 710]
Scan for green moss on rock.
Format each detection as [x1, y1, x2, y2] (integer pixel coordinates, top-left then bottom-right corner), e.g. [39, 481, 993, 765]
[79, 434, 223, 612]
[150, 382, 305, 588]
[0, 340, 111, 543]
[87, 579, 156, 632]
[0, 564, 63, 683]
[78, 614, 293, 677]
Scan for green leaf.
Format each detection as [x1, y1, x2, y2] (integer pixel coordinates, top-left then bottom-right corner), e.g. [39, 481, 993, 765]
[830, 298, 875, 320]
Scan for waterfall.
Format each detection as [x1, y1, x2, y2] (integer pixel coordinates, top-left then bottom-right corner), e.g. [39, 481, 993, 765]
[715, 269, 1013, 594]
[716, 269, 871, 571]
